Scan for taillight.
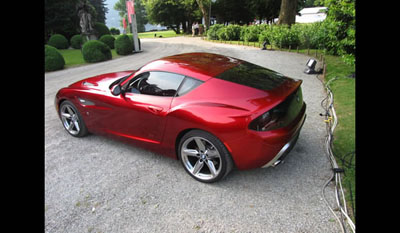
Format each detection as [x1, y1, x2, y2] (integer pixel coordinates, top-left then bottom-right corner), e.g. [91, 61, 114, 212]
[249, 109, 283, 131]
[249, 86, 303, 131]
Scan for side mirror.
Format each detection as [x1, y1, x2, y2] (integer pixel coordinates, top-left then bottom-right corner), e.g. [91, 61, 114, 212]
[111, 84, 122, 96]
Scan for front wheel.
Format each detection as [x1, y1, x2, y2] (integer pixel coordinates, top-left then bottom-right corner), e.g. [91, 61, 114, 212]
[59, 100, 89, 137]
[178, 130, 234, 183]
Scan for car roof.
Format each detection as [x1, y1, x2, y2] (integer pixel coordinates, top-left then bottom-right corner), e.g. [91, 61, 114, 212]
[138, 53, 243, 81]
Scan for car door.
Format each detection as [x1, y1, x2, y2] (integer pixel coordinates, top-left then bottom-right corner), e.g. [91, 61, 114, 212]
[106, 71, 185, 144]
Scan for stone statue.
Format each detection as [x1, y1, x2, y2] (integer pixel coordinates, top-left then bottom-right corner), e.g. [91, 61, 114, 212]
[77, 0, 93, 34]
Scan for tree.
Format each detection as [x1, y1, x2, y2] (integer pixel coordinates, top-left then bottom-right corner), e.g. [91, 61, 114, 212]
[196, 0, 210, 29]
[142, 0, 185, 34]
[212, 0, 254, 25]
[143, 0, 200, 34]
[322, 0, 355, 64]
[45, 0, 81, 41]
[88, 0, 108, 24]
[278, 0, 297, 26]
[247, 0, 281, 24]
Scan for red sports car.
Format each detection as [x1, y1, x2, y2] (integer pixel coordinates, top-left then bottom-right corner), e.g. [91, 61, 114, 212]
[55, 53, 306, 183]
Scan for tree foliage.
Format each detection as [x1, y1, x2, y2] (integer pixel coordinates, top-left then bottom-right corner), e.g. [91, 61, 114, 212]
[88, 0, 108, 24]
[142, 0, 201, 34]
[114, 0, 148, 33]
[45, 0, 109, 41]
[45, 0, 80, 41]
[320, 0, 355, 64]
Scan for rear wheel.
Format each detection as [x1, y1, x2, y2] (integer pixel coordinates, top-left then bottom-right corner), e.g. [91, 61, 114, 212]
[178, 130, 233, 183]
[59, 100, 89, 137]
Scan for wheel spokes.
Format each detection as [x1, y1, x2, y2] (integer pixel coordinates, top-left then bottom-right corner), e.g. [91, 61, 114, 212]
[181, 136, 222, 181]
[192, 160, 204, 175]
[205, 159, 217, 177]
[194, 138, 206, 152]
[61, 105, 80, 135]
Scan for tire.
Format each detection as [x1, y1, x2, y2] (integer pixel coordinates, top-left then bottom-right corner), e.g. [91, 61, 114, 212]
[59, 100, 89, 137]
[178, 130, 234, 183]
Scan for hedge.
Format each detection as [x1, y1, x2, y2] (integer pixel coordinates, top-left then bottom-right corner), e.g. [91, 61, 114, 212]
[207, 21, 355, 65]
[208, 22, 341, 51]
[81, 40, 112, 63]
[45, 45, 65, 72]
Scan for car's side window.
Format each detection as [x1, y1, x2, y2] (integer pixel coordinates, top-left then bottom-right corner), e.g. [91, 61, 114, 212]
[127, 71, 185, 97]
[176, 77, 203, 97]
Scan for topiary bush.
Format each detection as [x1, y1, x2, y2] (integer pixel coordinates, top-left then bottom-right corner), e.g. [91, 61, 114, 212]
[47, 34, 69, 49]
[115, 34, 133, 55]
[81, 40, 112, 63]
[45, 45, 65, 72]
[70, 34, 82, 49]
[99, 35, 115, 49]
[93, 22, 111, 38]
[110, 27, 120, 35]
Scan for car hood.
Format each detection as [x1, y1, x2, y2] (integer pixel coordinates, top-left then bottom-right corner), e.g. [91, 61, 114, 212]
[69, 70, 136, 92]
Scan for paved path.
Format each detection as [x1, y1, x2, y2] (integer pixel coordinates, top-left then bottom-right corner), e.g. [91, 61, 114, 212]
[45, 37, 340, 233]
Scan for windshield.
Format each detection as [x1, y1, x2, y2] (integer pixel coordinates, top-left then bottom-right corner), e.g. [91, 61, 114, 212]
[108, 71, 136, 89]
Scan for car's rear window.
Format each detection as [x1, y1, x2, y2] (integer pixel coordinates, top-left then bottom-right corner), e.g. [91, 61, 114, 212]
[215, 61, 289, 90]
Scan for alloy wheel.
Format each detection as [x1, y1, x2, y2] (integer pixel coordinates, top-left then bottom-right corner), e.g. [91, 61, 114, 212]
[60, 104, 81, 136]
[180, 136, 222, 181]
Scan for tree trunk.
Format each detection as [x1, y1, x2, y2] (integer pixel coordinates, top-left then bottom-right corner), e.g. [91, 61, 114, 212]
[278, 0, 297, 26]
[196, 0, 209, 30]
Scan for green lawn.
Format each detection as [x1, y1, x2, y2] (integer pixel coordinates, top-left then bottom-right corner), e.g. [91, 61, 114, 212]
[324, 55, 356, 219]
[136, 30, 180, 39]
[59, 49, 120, 68]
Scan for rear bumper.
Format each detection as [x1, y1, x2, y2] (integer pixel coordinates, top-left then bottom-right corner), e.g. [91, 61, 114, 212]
[261, 113, 305, 168]
[227, 103, 306, 170]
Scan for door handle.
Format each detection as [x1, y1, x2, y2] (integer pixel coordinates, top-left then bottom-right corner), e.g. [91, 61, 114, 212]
[147, 106, 163, 114]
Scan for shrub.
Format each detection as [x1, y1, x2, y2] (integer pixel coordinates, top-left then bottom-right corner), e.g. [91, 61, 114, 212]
[224, 24, 241, 41]
[99, 34, 115, 49]
[45, 45, 65, 72]
[258, 26, 272, 44]
[81, 40, 112, 63]
[93, 22, 111, 38]
[241, 25, 261, 42]
[47, 34, 69, 49]
[207, 24, 224, 40]
[126, 34, 141, 51]
[217, 27, 228, 41]
[70, 34, 82, 49]
[267, 25, 300, 48]
[115, 34, 133, 55]
[110, 27, 120, 35]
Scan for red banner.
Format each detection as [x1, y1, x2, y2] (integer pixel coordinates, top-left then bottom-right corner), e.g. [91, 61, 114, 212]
[126, 0, 135, 23]
[122, 17, 127, 29]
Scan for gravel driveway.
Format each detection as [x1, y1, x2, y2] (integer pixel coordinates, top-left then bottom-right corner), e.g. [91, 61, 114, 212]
[45, 37, 340, 233]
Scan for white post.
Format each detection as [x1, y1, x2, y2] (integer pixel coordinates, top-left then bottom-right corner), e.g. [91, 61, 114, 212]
[131, 13, 140, 52]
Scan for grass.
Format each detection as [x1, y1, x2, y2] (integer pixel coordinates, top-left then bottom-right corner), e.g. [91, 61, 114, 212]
[138, 30, 180, 39]
[324, 55, 356, 220]
[58, 30, 180, 69]
[59, 49, 120, 68]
